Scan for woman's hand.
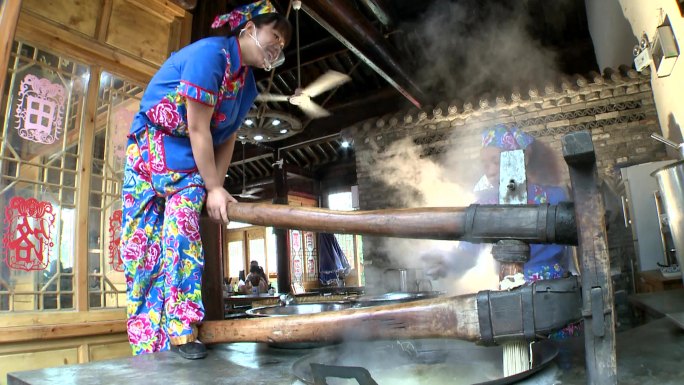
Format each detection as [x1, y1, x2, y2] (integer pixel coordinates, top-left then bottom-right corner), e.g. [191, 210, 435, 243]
[206, 187, 237, 223]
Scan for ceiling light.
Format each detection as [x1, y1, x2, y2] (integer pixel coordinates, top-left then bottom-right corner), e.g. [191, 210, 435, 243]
[253, 135, 264, 141]
[235, 112, 302, 142]
[341, 141, 350, 148]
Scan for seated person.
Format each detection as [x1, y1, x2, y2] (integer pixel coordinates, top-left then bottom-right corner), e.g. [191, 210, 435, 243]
[250, 260, 269, 282]
[243, 265, 268, 294]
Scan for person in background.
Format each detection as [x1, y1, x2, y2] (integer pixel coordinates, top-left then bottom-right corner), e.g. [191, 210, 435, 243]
[425, 124, 571, 282]
[245, 264, 269, 294]
[424, 124, 580, 338]
[250, 260, 269, 282]
[119, 0, 291, 360]
[478, 124, 571, 282]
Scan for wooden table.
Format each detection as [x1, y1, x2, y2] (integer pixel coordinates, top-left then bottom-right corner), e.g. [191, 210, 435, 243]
[224, 294, 279, 314]
[638, 269, 684, 293]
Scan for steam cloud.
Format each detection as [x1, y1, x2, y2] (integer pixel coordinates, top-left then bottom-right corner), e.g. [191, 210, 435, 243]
[363, 137, 498, 294]
[404, 0, 563, 100]
[361, 0, 582, 294]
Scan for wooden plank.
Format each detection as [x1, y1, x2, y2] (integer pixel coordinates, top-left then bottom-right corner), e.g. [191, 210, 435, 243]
[96, 0, 114, 41]
[179, 10, 193, 48]
[562, 131, 617, 385]
[89, 340, 131, 361]
[16, 11, 157, 85]
[0, 308, 124, 328]
[167, 16, 182, 55]
[21, 0, 101, 37]
[73, 65, 101, 311]
[0, 347, 79, 381]
[0, 320, 127, 344]
[0, 0, 21, 108]
[127, 0, 186, 20]
[77, 343, 90, 364]
[106, 0, 174, 66]
[0, 333, 127, 355]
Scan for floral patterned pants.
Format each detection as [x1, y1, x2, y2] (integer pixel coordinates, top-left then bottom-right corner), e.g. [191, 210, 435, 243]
[120, 126, 206, 355]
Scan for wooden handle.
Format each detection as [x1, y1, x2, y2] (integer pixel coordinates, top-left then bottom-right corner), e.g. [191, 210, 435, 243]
[226, 203, 578, 244]
[226, 202, 466, 240]
[199, 295, 480, 344]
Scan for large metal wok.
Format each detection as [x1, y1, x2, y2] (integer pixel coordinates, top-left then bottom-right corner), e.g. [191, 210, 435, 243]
[291, 338, 559, 385]
[246, 302, 353, 317]
[348, 291, 444, 307]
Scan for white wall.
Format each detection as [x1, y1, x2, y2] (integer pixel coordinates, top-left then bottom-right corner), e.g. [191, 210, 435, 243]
[619, 0, 684, 148]
[585, 0, 637, 70]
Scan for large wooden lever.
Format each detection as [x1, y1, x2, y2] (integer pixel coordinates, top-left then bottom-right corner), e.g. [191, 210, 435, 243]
[226, 202, 577, 244]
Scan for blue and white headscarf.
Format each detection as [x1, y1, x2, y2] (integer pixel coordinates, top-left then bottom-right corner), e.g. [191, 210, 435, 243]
[481, 124, 534, 151]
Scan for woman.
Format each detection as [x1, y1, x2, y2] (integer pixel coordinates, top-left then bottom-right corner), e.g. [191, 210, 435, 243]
[244, 264, 269, 294]
[119, 0, 291, 359]
[425, 125, 571, 282]
[478, 124, 569, 281]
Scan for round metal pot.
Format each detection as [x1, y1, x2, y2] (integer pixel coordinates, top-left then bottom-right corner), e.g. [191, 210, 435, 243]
[246, 302, 353, 349]
[246, 302, 352, 317]
[292, 338, 559, 384]
[349, 291, 444, 307]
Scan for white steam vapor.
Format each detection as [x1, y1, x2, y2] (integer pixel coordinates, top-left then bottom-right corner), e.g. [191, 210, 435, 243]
[364, 137, 499, 294]
[406, 0, 561, 99]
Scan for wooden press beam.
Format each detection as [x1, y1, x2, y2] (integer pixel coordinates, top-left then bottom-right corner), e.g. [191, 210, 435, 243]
[562, 131, 617, 384]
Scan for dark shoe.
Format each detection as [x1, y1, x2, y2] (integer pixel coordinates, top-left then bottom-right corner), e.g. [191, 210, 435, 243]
[177, 341, 207, 360]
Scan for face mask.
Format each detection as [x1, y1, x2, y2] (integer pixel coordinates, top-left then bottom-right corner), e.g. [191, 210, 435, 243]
[245, 26, 283, 71]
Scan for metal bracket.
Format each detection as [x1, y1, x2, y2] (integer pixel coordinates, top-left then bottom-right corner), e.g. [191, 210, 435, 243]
[311, 363, 379, 385]
[587, 287, 606, 337]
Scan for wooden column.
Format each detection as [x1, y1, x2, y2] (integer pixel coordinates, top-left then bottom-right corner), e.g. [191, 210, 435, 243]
[273, 157, 290, 293]
[74, 65, 101, 311]
[562, 131, 617, 384]
[200, 217, 225, 321]
[0, 0, 21, 107]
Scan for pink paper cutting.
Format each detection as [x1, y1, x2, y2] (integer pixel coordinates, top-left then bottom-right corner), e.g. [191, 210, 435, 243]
[15, 74, 66, 144]
[3, 197, 56, 271]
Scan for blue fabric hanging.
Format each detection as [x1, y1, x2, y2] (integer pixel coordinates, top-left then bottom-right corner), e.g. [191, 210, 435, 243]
[318, 233, 351, 285]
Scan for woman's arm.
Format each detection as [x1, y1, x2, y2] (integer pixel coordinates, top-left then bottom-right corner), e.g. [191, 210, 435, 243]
[186, 99, 236, 222]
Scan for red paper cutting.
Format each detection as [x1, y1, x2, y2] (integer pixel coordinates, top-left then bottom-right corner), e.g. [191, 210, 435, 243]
[3, 196, 56, 271]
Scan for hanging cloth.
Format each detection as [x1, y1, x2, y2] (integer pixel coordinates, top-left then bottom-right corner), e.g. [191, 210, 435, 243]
[318, 233, 351, 285]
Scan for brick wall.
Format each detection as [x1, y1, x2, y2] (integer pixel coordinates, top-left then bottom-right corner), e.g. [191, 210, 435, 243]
[347, 67, 672, 294]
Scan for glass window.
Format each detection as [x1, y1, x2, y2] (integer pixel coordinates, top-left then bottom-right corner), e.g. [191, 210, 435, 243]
[87, 71, 144, 309]
[0, 42, 89, 311]
[247, 230, 266, 271]
[228, 240, 244, 279]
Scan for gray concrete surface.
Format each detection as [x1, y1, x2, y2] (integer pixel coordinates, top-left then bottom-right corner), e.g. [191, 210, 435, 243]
[8, 317, 684, 385]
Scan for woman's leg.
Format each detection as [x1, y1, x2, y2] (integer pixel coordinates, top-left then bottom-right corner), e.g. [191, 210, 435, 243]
[162, 186, 207, 346]
[120, 139, 169, 354]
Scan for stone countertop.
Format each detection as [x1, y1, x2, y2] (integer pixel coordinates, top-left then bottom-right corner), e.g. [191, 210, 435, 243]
[8, 317, 684, 385]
